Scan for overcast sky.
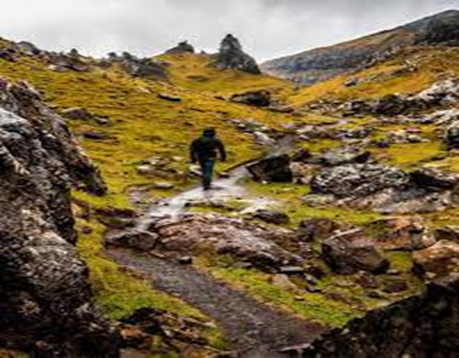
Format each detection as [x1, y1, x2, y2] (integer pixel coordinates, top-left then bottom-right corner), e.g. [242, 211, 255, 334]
[0, 0, 457, 61]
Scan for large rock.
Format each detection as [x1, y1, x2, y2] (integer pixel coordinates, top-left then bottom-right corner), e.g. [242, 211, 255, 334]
[0, 80, 116, 355]
[322, 229, 390, 274]
[310, 164, 409, 198]
[299, 276, 459, 358]
[149, 213, 303, 271]
[247, 154, 293, 183]
[308, 164, 459, 214]
[214, 34, 261, 74]
[230, 90, 271, 107]
[413, 240, 459, 280]
[106, 52, 167, 80]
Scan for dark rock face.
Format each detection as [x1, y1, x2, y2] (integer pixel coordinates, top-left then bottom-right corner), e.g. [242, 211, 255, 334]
[299, 277, 459, 358]
[322, 229, 390, 274]
[165, 41, 195, 54]
[230, 90, 271, 107]
[262, 10, 459, 84]
[215, 34, 261, 74]
[0, 80, 116, 355]
[247, 154, 293, 183]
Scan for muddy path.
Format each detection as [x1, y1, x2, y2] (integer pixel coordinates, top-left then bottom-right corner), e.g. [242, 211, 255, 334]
[108, 248, 326, 357]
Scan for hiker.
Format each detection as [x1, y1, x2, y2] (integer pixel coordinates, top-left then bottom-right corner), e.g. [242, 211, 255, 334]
[190, 128, 226, 190]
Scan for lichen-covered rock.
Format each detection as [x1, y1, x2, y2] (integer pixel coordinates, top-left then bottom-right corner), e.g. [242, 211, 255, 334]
[0, 80, 116, 355]
[214, 34, 261, 74]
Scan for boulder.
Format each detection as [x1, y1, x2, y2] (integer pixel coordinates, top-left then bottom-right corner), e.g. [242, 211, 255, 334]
[253, 209, 290, 225]
[413, 240, 459, 280]
[297, 218, 342, 243]
[409, 168, 459, 191]
[367, 216, 436, 251]
[310, 164, 409, 198]
[16, 41, 42, 55]
[230, 90, 271, 107]
[0, 80, 114, 355]
[247, 154, 293, 183]
[214, 34, 261, 74]
[270, 274, 298, 292]
[105, 230, 159, 251]
[165, 41, 195, 54]
[322, 229, 390, 274]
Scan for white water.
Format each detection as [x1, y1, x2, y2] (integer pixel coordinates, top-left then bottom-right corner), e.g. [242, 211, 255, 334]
[137, 166, 253, 229]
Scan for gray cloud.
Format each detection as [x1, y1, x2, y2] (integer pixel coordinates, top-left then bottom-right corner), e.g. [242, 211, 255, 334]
[0, 0, 457, 61]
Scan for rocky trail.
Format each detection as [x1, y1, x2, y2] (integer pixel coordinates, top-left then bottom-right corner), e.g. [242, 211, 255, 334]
[107, 159, 329, 356]
[108, 248, 326, 357]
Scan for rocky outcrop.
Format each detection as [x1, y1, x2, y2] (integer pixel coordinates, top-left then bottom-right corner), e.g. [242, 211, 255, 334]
[165, 41, 195, 55]
[0, 80, 116, 355]
[214, 34, 261, 74]
[308, 164, 459, 214]
[297, 276, 459, 358]
[262, 10, 459, 84]
[104, 52, 167, 80]
[144, 213, 303, 271]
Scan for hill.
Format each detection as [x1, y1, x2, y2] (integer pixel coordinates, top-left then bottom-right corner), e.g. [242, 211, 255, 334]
[262, 10, 459, 84]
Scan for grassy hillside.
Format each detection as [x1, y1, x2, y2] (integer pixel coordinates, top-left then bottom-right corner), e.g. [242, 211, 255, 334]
[290, 46, 459, 106]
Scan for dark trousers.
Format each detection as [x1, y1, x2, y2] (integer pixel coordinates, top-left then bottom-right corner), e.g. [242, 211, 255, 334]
[199, 159, 215, 189]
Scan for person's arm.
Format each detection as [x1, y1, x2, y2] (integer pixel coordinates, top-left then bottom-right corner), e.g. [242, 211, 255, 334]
[217, 139, 227, 161]
[190, 139, 199, 163]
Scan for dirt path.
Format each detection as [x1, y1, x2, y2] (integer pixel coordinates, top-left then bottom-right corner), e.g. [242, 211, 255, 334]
[108, 248, 326, 357]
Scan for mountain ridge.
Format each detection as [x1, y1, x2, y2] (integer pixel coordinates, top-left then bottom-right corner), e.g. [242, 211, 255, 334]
[262, 9, 459, 84]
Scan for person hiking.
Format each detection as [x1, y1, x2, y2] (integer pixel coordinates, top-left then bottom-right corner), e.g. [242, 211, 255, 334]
[190, 128, 226, 190]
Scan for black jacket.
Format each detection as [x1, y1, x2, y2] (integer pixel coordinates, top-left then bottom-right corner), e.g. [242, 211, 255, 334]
[190, 136, 226, 162]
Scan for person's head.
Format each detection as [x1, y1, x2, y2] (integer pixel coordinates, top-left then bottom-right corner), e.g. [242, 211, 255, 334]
[202, 128, 216, 138]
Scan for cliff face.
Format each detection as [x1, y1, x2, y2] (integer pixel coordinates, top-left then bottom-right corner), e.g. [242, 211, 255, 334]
[0, 80, 116, 356]
[262, 10, 459, 84]
[298, 276, 459, 358]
